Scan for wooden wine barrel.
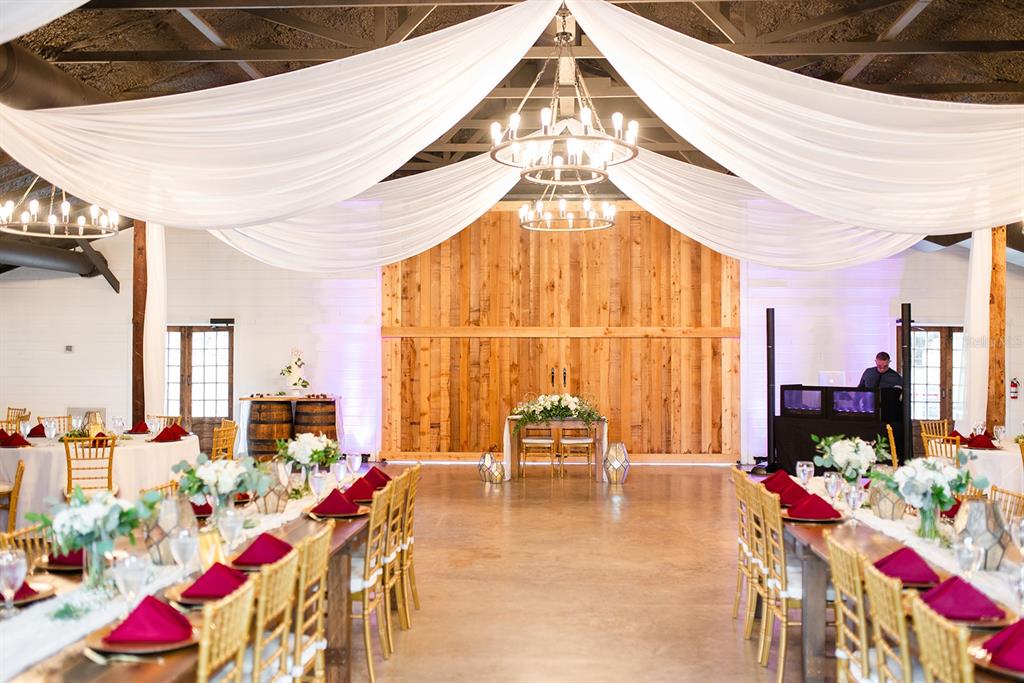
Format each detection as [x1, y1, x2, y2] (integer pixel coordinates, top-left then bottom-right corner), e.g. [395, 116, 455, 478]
[294, 399, 337, 440]
[247, 400, 293, 461]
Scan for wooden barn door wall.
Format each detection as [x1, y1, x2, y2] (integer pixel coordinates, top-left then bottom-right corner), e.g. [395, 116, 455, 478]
[381, 205, 740, 461]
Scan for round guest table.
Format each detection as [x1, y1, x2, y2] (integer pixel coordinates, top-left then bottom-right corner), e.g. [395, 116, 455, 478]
[0, 434, 200, 529]
[962, 444, 1024, 492]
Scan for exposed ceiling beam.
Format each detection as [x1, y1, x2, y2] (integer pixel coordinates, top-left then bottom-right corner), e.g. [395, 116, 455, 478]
[243, 9, 374, 47]
[840, 0, 933, 83]
[856, 81, 1024, 95]
[176, 8, 262, 79]
[385, 6, 435, 45]
[758, 0, 905, 43]
[691, 2, 746, 44]
[76, 239, 121, 292]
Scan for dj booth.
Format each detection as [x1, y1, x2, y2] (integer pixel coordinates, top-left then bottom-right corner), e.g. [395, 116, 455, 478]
[773, 385, 905, 474]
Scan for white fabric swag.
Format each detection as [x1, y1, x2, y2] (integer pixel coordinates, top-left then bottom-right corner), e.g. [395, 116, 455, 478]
[566, 0, 1024, 235]
[0, 0, 559, 230]
[0, 1, 87, 44]
[957, 229, 992, 432]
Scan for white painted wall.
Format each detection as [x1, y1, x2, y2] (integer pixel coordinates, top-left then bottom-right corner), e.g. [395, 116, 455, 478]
[740, 246, 1024, 460]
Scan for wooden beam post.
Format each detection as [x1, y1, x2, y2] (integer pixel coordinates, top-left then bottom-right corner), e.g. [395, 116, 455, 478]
[987, 226, 1007, 430]
[132, 220, 147, 424]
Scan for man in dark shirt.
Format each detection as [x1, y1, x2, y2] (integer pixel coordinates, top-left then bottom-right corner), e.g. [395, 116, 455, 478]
[857, 351, 903, 389]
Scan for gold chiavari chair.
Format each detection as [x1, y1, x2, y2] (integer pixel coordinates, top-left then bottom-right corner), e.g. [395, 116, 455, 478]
[147, 414, 182, 430]
[989, 485, 1024, 523]
[924, 434, 959, 460]
[352, 482, 393, 683]
[292, 520, 334, 682]
[221, 418, 237, 429]
[251, 549, 300, 683]
[0, 524, 49, 571]
[729, 467, 753, 621]
[400, 464, 421, 625]
[863, 563, 922, 683]
[382, 471, 411, 653]
[197, 578, 256, 683]
[519, 425, 557, 478]
[909, 593, 974, 683]
[211, 423, 237, 461]
[63, 436, 117, 498]
[0, 418, 19, 434]
[919, 419, 949, 439]
[885, 424, 899, 467]
[37, 415, 72, 433]
[141, 479, 179, 499]
[558, 425, 596, 478]
[825, 533, 872, 683]
[5, 408, 29, 426]
[0, 459, 25, 533]
[742, 474, 768, 645]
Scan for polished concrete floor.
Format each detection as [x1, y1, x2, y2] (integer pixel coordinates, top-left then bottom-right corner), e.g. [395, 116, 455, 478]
[354, 464, 808, 683]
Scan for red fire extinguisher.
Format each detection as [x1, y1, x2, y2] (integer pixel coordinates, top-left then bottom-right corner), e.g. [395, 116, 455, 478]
[1012, 377, 1020, 400]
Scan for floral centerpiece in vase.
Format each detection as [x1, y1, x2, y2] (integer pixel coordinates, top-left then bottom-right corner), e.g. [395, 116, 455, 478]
[172, 455, 269, 522]
[280, 348, 310, 395]
[510, 393, 602, 436]
[275, 432, 340, 498]
[811, 434, 888, 484]
[27, 488, 160, 591]
[870, 456, 984, 540]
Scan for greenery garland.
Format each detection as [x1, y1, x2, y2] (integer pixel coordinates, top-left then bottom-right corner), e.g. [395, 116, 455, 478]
[510, 394, 603, 436]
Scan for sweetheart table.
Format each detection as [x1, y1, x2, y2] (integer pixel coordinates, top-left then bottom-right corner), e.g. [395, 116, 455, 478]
[0, 435, 200, 528]
[502, 416, 608, 482]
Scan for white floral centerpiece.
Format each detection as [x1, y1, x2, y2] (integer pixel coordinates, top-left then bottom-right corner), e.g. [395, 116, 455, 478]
[275, 432, 340, 496]
[870, 456, 984, 539]
[27, 488, 160, 591]
[172, 454, 269, 515]
[510, 393, 602, 436]
[811, 434, 888, 484]
[280, 348, 310, 394]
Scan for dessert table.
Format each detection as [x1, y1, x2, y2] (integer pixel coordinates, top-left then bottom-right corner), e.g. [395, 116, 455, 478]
[962, 443, 1024, 492]
[502, 416, 608, 482]
[0, 435, 200, 528]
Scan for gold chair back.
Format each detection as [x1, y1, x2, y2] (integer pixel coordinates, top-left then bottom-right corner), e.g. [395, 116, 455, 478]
[885, 424, 899, 467]
[919, 419, 950, 440]
[292, 520, 334, 681]
[728, 467, 752, 620]
[863, 562, 915, 683]
[0, 523, 49, 571]
[197, 577, 256, 683]
[37, 415, 72, 433]
[825, 533, 871, 683]
[990, 485, 1024, 523]
[382, 471, 410, 651]
[252, 549, 300, 683]
[141, 479, 179, 499]
[1, 459, 26, 533]
[63, 436, 116, 497]
[0, 418, 19, 434]
[758, 486, 790, 598]
[147, 414, 182, 430]
[210, 423, 236, 461]
[520, 425, 557, 477]
[401, 464, 422, 620]
[5, 408, 29, 425]
[909, 593, 974, 683]
[355, 482, 393, 683]
[924, 434, 959, 460]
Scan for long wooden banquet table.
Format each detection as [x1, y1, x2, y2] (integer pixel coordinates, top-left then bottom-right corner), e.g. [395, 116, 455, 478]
[12, 514, 368, 683]
[787, 519, 1013, 683]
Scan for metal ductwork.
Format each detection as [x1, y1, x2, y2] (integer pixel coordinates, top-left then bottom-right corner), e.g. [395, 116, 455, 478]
[0, 238, 99, 276]
[0, 43, 109, 109]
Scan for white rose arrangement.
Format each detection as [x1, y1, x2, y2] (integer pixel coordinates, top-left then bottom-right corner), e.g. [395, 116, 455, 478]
[511, 393, 602, 435]
[27, 488, 160, 556]
[172, 454, 269, 507]
[812, 434, 887, 483]
[276, 432, 339, 469]
[870, 456, 984, 539]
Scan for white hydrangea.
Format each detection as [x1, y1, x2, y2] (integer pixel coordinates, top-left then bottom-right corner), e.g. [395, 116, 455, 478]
[50, 491, 131, 545]
[194, 459, 246, 497]
[826, 437, 879, 477]
[891, 457, 962, 510]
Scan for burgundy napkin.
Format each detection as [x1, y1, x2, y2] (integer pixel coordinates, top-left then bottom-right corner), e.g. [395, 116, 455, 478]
[787, 494, 842, 520]
[181, 562, 248, 600]
[233, 533, 293, 567]
[761, 470, 793, 494]
[942, 500, 962, 519]
[312, 488, 360, 516]
[873, 547, 940, 584]
[126, 420, 150, 434]
[984, 621, 1024, 672]
[1, 433, 31, 448]
[0, 429, 7, 441]
[151, 427, 181, 443]
[169, 423, 189, 438]
[778, 481, 812, 507]
[949, 430, 967, 441]
[345, 477, 377, 502]
[48, 548, 84, 567]
[922, 576, 1004, 621]
[967, 434, 998, 450]
[14, 582, 37, 601]
[191, 502, 212, 517]
[103, 595, 193, 644]
[27, 423, 45, 437]
[364, 466, 391, 488]
[90, 431, 108, 447]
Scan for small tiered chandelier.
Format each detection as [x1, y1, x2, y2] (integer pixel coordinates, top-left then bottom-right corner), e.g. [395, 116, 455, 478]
[489, 6, 637, 232]
[0, 178, 121, 240]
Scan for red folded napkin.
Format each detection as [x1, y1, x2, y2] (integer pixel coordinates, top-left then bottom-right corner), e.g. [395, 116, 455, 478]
[48, 548, 84, 567]
[984, 621, 1024, 672]
[14, 582, 37, 601]
[311, 488, 360, 516]
[873, 547, 940, 584]
[761, 470, 793, 494]
[942, 500, 962, 519]
[365, 466, 391, 485]
[967, 434, 997, 450]
[922, 577, 1004, 621]
[949, 430, 967, 441]
[169, 423, 189, 438]
[151, 427, 181, 443]
[778, 480, 812, 507]
[27, 423, 45, 437]
[345, 477, 377, 502]
[181, 562, 248, 600]
[0, 429, 7, 441]
[103, 596, 194, 644]
[787, 494, 842, 520]
[191, 502, 212, 517]
[126, 420, 150, 434]
[1, 433, 31, 448]
[90, 431, 108, 447]
[233, 533, 293, 567]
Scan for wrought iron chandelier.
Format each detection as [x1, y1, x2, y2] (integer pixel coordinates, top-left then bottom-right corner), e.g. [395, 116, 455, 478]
[0, 177, 121, 240]
[489, 6, 636, 232]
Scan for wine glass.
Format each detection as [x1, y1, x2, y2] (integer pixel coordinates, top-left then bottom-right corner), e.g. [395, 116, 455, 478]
[169, 528, 199, 582]
[71, 416, 83, 431]
[310, 467, 327, 502]
[993, 425, 1006, 445]
[823, 472, 842, 505]
[330, 461, 345, 488]
[111, 416, 125, 436]
[112, 555, 149, 616]
[795, 461, 814, 487]
[953, 538, 984, 580]
[218, 508, 245, 552]
[844, 486, 865, 521]
[145, 418, 156, 434]
[345, 453, 362, 478]
[0, 550, 27, 619]
[43, 419, 56, 440]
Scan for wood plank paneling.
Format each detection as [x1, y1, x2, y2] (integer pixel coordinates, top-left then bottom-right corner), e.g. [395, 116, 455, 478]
[381, 207, 740, 458]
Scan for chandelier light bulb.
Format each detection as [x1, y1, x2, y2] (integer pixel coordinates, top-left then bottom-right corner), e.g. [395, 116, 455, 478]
[48, 214, 57, 234]
[20, 211, 29, 225]
[511, 142, 520, 164]
[490, 121, 502, 145]
[580, 107, 593, 133]
[612, 112, 624, 135]
[89, 204, 100, 222]
[540, 107, 552, 132]
[626, 120, 639, 144]
[558, 198, 567, 216]
[583, 198, 592, 214]
[60, 200, 71, 220]
[108, 209, 119, 226]
[100, 214, 109, 229]
[535, 200, 544, 214]
[29, 199, 39, 220]
[2, 200, 12, 220]
[509, 112, 521, 135]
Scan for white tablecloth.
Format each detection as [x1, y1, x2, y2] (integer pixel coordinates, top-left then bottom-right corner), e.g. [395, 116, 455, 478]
[0, 435, 201, 528]
[963, 445, 1024, 492]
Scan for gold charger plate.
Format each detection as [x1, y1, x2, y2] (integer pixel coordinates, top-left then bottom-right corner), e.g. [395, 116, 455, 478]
[85, 623, 200, 655]
[780, 511, 847, 524]
[14, 581, 56, 606]
[970, 641, 1024, 680]
[307, 504, 370, 520]
[35, 557, 83, 573]
[901, 594, 1018, 629]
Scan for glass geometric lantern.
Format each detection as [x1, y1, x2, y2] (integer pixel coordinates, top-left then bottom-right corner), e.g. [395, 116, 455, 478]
[867, 466, 905, 521]
[142, 494, 199, 565]
[603, 442, 629, 484]
[255, 479, 290, 515]
[953, 498, 1012, 571]
[478, 452, 505, 484]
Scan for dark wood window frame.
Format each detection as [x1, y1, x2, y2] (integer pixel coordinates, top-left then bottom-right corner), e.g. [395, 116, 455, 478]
[896, 324, 962, 421]
[168, 325, 235, 426]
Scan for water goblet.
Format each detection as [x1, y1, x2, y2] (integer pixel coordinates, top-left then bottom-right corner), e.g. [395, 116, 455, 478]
[145, 418, 156, 434]
[0, 550, 27, 619]
[310, 468, 327, 502]
[71, 415, 83, 431]
[345, 453, 362, 478]
[168, 528, 199, 582]
[218, 508, 245, 552]
[330, 461, 345, 488]
[795, 461, 814, 487]
[111, 416, 125, 436]
[112, 554, 150, 617]
[953, 538, 984, 580]
[43, 419, 56, 440]
[993, 425, 1006, 445]
[823, 472, 842, 505]
[844, 486, 865, 522]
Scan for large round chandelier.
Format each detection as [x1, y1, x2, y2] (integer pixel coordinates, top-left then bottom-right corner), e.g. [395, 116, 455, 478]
[0, 178, 121, 240]
[519, 187, 617, 233]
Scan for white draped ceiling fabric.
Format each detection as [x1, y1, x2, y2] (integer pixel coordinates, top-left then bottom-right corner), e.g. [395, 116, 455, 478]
[565, 0, 1024, 235]
[0, 1, 87, 44]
